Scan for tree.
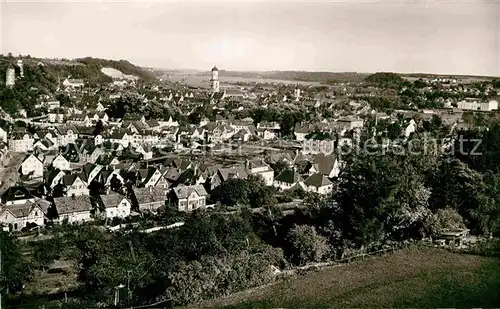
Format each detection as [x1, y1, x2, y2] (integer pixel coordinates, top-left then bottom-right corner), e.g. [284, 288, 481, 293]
[424, 208, 466, 236]
[286, 224, 328, 265]
[52, 181, 65, 198]
[0, 231, 32, 293]
[93, 120, 104, 136]
[110, 174, 123, 193]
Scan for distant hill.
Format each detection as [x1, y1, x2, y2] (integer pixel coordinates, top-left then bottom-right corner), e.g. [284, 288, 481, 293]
[364, 72, 404, 88]
[196, 70, 369, 84]
[0, 55, 156, 115]
[0, 55, 155, 87]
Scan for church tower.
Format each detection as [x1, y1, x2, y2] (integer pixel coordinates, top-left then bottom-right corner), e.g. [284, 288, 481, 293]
[211, 65, 220, 93]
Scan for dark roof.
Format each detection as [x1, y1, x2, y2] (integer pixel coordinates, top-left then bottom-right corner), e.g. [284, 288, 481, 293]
[53, 195, 92, 215]
[133, 187, 166, 205]
[211, 65, 219, 72]
[100, 193, 128, 209]
[274, 169, 303, 184]
[1, 186, 33, 203]
[312, 154, 336, 175]
[304, 173, 332, 187]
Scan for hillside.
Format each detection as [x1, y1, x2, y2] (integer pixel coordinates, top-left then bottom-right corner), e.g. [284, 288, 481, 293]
[0, 55, 155, 86]
[0, 55, 156, 114]
[192, 247, 500, 309]
[364, 72, 404, 88]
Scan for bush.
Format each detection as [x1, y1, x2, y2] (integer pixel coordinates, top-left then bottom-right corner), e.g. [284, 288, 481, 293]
[287, 224, 329, 266]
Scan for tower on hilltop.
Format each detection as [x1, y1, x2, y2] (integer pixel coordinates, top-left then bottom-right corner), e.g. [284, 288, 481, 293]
[211, 65, 220, 93]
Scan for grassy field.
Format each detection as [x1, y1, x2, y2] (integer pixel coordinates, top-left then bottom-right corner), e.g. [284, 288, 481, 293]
[193, 247, 500, 309]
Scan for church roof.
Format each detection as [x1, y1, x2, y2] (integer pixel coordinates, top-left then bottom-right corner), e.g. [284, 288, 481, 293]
[211, 65, 219, 72]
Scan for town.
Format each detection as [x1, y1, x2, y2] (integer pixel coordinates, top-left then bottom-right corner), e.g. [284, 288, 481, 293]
[1, 53, 500, 308]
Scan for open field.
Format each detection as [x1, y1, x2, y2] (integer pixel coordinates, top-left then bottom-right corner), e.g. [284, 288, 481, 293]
[163, 74, 323, 88]
[191, 247, 500, 309]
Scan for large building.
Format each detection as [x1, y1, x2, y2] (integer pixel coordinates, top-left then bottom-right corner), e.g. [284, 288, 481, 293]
[210, 65, 220, 93]
[457, 98, 498, 111]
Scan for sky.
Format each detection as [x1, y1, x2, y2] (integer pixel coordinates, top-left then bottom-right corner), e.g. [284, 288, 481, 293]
[1, 0, 499, 76]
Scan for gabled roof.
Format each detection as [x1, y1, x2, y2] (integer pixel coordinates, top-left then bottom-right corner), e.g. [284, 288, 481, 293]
[274, 169, 303, 184]
[100, 193, 129, 209]
[173, 184, 208, 199]
[312, 154, 336, 175]
[1, 186, 33, 203]
[53, 195, 92, 215]
[62, 173, 85, 186]
[133, 187, 166, 205]
[304, 173, 332, 187]
[0, 201, 45, 219]
[217, 165, 248, 181]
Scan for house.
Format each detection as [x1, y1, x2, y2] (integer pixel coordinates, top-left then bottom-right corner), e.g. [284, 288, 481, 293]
[45, 168, 66, 191]
[99, 193, 131, 219]
[294, 124, 313, 142]
[81, 144, 104, 164]
[62, 78, 84, 89]
[210, 165, 249, 190]
[171, 184, 208, 212]
[34, 138, 56, 151]
[303, 173, 334, 195]
[302, 134, 336, 155]
[53, 195, 93, 224]
[81, 163, 103, 184]
[132, 187, 166, 213]
[246, 159, 274, 186]
[20, 154, 44, 178]
[51, 154, 71, 171]
[337, 117, 364, 131]
[0, 199, 50, 231]
[274, 168, 304, 191]
[9, 133, 34, 152]
[63, 174, 89, 196]
[56, 126, 78, 146]
[457, 98, 498, 111]
[1, 186, 35, 205]
[308, 154, 341, 178]
[404, 119, 417, 137]
[137, 167, 165, 188]
[257, 128, 278, 140]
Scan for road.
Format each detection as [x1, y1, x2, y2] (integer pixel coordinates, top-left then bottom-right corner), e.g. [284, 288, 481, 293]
[0, 152, 25, 195]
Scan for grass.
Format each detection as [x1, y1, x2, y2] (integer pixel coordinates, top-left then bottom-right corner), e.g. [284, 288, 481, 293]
[194, 247, 500, 309]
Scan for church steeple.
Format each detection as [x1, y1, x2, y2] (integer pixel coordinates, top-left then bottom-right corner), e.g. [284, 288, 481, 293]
[210, 65, 220, 93]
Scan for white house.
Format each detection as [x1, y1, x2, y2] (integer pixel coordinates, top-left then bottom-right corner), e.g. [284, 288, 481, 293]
[51, 154, 71, 171]
[9, 133, 34, 152]
[0, 200, 48, 231]
[246, 159, 274, 186]
[171, 185, 208, 212]
[20, 154, 44, 178]
[100, 194, 131, 219]
[62, 78, 84, 89]
[63, 174, 89, 196]
[404, 119, 417, 137]
[303, 173, 334, 195]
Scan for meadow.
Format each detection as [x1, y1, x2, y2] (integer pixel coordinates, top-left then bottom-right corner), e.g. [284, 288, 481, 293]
[191, 247, 500, 309]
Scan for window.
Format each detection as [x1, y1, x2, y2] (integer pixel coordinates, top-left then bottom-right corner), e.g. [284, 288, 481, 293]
[35, 211, 38, 216]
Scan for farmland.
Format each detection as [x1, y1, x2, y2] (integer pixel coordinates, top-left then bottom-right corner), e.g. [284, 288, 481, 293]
[192, 247, 500, 309]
